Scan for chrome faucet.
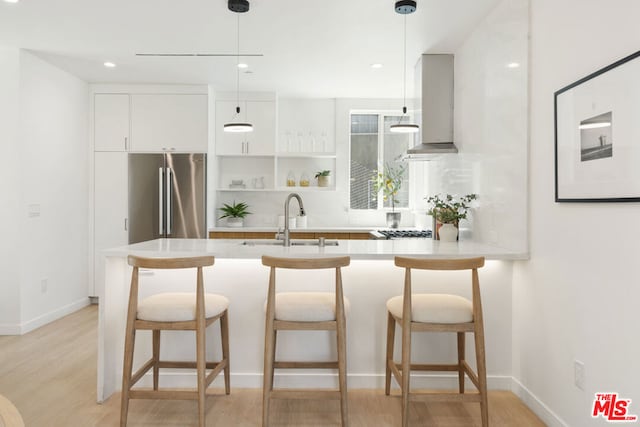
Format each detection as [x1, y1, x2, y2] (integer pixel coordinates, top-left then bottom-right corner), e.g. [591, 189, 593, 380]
[283, 193, 305, 246]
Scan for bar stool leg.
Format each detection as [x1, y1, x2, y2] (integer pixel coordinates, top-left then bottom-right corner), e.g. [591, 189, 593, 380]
[220, 310, 231, 395]
[262, 318, 275, 427]
[475, 325, 489, 427]
[385, 312, 396, 396]
[120, 309, 137, 426]
[196, 318, 207, 427]
[337, 313, 348, 426]
[401, 324, 411, 427]
[457, 331, 465, 394]
[270, 331, 277, 389]
[152, 330, 160, 390]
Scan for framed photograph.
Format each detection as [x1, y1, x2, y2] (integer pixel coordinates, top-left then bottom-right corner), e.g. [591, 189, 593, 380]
[554, 50, 640, 202]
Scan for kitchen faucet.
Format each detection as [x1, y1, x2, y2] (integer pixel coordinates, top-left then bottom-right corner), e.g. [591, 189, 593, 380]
[282, 193, 305, 246]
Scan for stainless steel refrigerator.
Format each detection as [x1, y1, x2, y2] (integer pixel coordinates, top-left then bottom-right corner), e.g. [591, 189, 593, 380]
[128, 153, 206, 244]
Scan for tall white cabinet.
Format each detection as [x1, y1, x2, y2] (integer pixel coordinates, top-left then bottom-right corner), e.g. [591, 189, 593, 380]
[131, 94, 208, 152]
[90, 87, 208, 296]
[94, 94, 130, 151]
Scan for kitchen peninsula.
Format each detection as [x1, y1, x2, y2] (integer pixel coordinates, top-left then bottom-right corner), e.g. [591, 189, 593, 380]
[98, 238, 526, 402]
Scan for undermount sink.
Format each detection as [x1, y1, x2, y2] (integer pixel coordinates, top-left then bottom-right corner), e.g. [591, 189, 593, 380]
[240, 239, 339, 247]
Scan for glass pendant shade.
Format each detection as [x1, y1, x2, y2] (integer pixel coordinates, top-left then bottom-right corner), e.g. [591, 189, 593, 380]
[389, 123, 419, 133]
[224, 122, 253, 132]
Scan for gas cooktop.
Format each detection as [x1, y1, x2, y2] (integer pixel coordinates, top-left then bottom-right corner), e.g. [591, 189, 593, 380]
[372, 229, 432, 239]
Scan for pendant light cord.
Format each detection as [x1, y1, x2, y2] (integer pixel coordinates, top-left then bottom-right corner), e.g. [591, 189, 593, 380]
[235, 13, 240, 118]
[403, 13, 407, 113]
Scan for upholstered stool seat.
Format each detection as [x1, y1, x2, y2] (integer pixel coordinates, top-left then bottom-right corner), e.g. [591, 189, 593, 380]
[274, 292, 351, 322]
[386, 294, 472, 324]
[138, 292, 230, 322]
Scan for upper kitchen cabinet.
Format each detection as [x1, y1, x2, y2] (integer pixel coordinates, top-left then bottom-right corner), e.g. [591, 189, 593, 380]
[130, 94, 208, 152]
[94, 94, 130, 151]
[277, 98, 335, 154]
[215, 100, 276, 156]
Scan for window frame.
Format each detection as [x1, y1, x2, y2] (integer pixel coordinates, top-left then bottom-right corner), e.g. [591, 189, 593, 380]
[348, 109, 416, 212]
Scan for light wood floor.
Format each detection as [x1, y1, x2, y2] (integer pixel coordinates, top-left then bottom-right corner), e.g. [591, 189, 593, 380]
[0, 306, 545, 427]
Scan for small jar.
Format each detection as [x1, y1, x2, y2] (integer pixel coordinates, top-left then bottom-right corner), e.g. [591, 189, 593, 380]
[299, 172, 310, 187]
[286, 171, 296, 187]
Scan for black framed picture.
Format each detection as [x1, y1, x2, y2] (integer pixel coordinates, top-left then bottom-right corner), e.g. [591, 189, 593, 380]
[554, 49, 640, 202]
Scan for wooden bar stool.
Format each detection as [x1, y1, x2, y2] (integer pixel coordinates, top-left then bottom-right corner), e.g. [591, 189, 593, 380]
[120, 255, 230, 427]
[385, 257, 488, 427]
[261, 255, 351, 427]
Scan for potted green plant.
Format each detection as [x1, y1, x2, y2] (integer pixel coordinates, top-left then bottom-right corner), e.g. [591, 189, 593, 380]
[218, 201, 251, 228]
[315, 170, 331, 187]
[373, 163, 407, 228]
[425, 193, 478, 241]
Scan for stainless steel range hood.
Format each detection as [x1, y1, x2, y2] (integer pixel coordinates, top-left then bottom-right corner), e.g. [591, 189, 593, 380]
[403, 54, 458, 160]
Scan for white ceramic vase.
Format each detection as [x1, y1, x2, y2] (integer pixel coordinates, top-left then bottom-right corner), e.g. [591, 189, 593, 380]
[386, 212, 401, 229]
[439, 223, 458, 242]
[317, 175, 330, 187]
[226, 217, 244, 228]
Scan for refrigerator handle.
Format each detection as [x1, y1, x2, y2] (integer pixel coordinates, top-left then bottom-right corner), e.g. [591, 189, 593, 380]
[158, 167, 164, 235]
[166, 167, 173, 234]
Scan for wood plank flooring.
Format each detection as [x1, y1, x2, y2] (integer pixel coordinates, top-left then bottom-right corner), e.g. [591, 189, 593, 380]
[0, 306, 545, 426]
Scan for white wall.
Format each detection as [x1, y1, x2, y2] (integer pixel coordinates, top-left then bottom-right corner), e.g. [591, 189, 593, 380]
[513, 1, 640, 425]
[0, 50, 90, 334]
[421, 0, 529, 252]
[0, 48, 22, 332]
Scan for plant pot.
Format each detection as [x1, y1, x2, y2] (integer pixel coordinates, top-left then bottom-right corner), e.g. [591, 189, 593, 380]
[317, 175, 330, 187]
[439, 223, 458, 242]
[386, 212, 401, 229]
[226, 217, 244, 228]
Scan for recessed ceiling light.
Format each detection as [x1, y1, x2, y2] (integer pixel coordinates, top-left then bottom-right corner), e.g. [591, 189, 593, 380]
[103, 62, 117, 68]
[371, 63, 383, 69]
[237, 63, 248, 69]
[3, 0, 20, 3]
[507, 62, 520, 68]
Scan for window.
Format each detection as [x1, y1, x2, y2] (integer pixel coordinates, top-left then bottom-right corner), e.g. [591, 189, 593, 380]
[349, 112, 413, 210]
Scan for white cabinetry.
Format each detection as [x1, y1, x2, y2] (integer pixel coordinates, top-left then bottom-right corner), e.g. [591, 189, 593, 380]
[93, 152, 128, 296]
[131, 94, 208, 152]
[215, 100, 275, 155]
[94, 94, 130, 151]
[215, 98, 337, 192]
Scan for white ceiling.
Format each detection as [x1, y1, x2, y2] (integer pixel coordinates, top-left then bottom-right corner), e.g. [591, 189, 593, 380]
[0, 0, 500, 98]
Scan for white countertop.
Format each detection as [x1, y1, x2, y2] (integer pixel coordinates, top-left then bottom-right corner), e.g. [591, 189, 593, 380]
[104, 238, 528, 260]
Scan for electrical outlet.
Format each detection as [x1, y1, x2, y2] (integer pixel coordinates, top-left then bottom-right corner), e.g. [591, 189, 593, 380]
[41, 278, 48, 293]
[574, 360, 585, 390]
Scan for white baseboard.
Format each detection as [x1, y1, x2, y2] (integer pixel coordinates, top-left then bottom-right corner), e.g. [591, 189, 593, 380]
[511, 377, 569, 427]
[0, 323, 22, 335]
[19, 298, 91, 335]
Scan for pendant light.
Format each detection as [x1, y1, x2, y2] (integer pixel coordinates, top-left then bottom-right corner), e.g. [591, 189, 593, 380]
[224, 1, 253, 133]
[390, 0, 419, 134]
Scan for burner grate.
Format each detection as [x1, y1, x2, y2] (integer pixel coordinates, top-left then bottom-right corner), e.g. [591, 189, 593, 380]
[377, 230, 432, 239]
